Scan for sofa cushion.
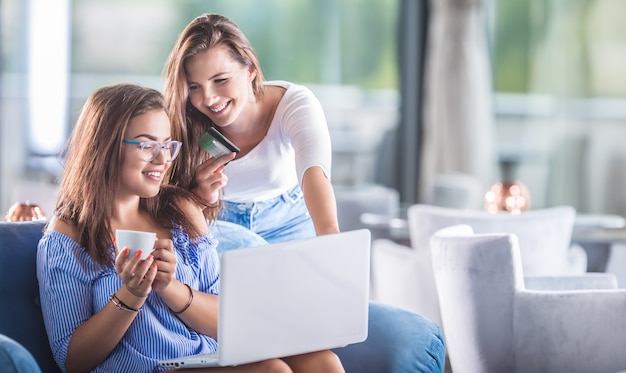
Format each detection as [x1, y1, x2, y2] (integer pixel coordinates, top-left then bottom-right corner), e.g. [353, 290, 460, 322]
[0, 334, 42, 373]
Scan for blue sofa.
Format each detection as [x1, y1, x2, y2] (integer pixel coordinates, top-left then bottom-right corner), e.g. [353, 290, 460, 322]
[0, 220, 444, 372]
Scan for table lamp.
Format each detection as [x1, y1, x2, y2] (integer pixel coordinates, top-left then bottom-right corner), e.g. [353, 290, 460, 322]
[484, 159, 531, 214]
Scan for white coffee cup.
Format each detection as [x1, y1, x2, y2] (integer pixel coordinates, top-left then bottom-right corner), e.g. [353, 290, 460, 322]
[115, 229, 157, 260]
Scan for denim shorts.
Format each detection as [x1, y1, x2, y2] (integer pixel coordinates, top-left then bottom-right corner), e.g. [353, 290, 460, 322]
[217, 185, 316, 244]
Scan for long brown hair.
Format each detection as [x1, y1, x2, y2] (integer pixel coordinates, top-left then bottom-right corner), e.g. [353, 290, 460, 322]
[163, 13, 264, 212]
[55, 83, 209, 267]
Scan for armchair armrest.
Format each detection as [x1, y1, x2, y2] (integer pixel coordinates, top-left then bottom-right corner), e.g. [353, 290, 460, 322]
[524, 273, 618, 291]
[565, 243, 588, 274]
[514, 290, 626, 373]
[370, 239, 414, 302]
[370, 239, 442, 327]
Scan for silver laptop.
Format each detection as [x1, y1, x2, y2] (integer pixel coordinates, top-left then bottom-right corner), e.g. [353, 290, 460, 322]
[158, 229, 371, 369]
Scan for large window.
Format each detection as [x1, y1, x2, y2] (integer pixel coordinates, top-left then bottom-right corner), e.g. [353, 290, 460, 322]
[492, 0, 626, 215]
[494, 0, 626, 98]
[0, 0, 401, 214]
[70, 0, 400, 186]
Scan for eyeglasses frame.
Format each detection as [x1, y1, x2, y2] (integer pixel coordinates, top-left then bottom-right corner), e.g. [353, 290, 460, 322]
[122, 139, 182, 162]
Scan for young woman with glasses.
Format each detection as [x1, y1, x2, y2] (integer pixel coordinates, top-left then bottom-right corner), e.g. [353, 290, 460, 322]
[36, 83, 344, 373]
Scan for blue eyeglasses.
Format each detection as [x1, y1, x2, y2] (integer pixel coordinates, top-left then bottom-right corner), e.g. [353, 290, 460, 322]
[123, 139, 182, 162]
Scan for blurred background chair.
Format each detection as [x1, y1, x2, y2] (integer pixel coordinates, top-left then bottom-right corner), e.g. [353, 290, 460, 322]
[428, 172, 484, 210]
[334, 184, 400, 242]
[430, 225, 626, 373]
[409, 204, 586, 275]
[358, 173, 483, 245]
[370, 204, 587, 328]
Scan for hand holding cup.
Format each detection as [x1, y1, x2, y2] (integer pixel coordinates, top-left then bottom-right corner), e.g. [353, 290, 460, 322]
[115, 229, 157, 260]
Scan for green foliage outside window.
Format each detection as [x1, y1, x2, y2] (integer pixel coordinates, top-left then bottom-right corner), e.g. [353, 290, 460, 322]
[70, 0, 399, 91]
[493, 0, 626, 98]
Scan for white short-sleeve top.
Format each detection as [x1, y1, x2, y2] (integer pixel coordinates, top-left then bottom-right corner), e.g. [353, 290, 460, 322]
[222, 81, 332, 202]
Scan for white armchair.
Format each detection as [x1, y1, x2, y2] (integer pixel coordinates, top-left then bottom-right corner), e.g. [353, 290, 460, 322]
[408, 204, 586, 275]
[430, 224, 626, 373]
[371, 204, 587, 328]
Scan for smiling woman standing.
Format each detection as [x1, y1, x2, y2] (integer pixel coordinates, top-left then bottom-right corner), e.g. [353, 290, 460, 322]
[164, 13, 338, 244]
[163, 14, 446, 373]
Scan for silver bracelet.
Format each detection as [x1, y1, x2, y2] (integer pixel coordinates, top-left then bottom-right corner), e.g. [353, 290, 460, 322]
[109, 293, 141, 313]
[171, 284, 194, 315]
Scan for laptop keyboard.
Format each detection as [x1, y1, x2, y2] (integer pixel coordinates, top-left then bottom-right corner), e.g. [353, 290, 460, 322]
[158, 352, 218, 368]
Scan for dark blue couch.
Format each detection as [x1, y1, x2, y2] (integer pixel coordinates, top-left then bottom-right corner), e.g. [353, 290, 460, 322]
[0, 220, 444, 372]
[0, 221, 53, 372]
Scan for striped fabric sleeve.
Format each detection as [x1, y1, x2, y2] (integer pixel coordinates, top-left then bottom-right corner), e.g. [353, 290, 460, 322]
[179, 230, 220, 295]
[37, 231, 107, 373]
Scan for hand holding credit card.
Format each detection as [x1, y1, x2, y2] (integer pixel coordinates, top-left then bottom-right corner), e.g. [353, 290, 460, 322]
[198, 127, 240, 161]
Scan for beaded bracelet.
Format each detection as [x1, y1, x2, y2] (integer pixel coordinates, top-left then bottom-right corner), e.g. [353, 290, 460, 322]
[109, 293, 141, 313]
[171, 284, 194, 315]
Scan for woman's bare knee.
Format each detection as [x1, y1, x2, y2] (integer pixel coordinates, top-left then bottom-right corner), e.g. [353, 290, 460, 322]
[251, 358, 292, 373]
[282, 350, 344, 373]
